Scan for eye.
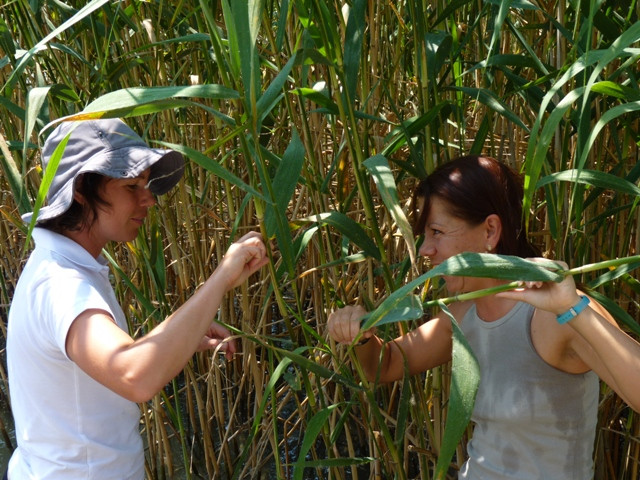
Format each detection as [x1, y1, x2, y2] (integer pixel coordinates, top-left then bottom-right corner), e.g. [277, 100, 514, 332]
[431, 228, 443, 236]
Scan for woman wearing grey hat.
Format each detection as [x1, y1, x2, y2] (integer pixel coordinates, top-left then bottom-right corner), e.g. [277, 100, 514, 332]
[5, 118, 269, 480]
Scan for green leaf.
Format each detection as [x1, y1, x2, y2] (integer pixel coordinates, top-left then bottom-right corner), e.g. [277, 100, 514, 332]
[295, 211, 381, 261]
[430, 253, 564, 282]
[343, 0, 366, 102]
[450, 86, 528, 131]
[24, 86, 52, 159]
[293, 404, 341, 480]
[80, 85, 240, 113]
[263, 132, 305, 275]
[23, 130, 72, 253]
[360, 295, 423, 328]
[434, 303, 480, 479]
[2, 0, 111, 94]
[264, 132, 305, 237]
[361, 253, 564, 330]
[292, 86, 339, 113]
[591, 81, 640, 101]
[363, 154, 416, 268]
[272, 346, 361, 389]
[256, 52, 299, 124]
[537, 169, 640, 197]
[159, 142, 268, 203]
[225, 0, 262, 107]
[425, 31, 453, 83]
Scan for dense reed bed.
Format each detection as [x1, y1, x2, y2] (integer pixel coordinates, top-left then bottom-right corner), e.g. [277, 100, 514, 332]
[1, 1, 639, 478]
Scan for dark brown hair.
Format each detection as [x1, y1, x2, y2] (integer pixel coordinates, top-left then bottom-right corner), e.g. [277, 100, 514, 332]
[39, 173, 112, 234]
[412, 155, 540, 258]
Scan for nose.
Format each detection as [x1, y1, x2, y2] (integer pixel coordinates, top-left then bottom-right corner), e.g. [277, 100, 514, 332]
[140, 188, 157, 207]
[418, 237, 435, 258]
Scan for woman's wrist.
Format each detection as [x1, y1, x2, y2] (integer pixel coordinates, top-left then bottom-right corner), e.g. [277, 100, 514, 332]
[556, 295, 591, 324]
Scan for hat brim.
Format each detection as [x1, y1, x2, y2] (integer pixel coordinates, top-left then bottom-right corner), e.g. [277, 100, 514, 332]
[22, 147, 185, 225]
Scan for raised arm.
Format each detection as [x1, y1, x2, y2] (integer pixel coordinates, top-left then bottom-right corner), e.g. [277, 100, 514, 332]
[327, 304, 454, 383]
[497, 259, 640, 412]
[66, 231, 269, 402]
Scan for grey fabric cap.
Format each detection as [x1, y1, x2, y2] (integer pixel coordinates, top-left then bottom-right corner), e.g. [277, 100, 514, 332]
[22, 118, 185, 224]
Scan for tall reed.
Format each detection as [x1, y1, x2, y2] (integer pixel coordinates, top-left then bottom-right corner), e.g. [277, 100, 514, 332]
[0, 1, 638, 478]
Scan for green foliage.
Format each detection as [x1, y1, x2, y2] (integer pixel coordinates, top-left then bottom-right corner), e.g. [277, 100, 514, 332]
[1, 0, 639, 479]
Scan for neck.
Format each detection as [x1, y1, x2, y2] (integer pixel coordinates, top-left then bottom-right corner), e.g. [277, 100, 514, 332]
[62, 228, 105, 258]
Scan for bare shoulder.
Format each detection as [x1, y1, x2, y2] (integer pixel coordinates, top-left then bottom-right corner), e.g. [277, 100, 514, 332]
[530, 290, 616, 374]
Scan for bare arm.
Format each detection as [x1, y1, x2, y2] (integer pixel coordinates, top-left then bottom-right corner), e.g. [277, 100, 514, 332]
[498, 258, 640, 412]
[66, 231, 269, 403]
[327, 304, 454, 383]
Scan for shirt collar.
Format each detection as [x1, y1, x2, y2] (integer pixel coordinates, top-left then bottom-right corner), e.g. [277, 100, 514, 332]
[32, 227, 109, 272]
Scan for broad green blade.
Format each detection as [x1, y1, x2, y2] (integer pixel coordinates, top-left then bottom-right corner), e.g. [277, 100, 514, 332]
[363, 155, 416, 268]
[537, 169, 640, 197]
[263, 133, 304, 276]
[362, 253, 565, 330]
[295, 211, 381, 261]
[430, 253, 564, 282]
[434, 302, 480, 479]
[23, 130, 73, 254]
[343, 0, 365, 102]
[359, 294, 423, 328]
[451, 86, 528, 131]
[256, 52, 299, 124]
[81, 85, 240, 112]
[264, 131, 305, 238]
[293, 404, 341, 480]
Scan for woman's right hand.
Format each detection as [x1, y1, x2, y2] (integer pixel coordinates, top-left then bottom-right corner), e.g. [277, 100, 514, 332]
[327, 305, 374, 344]
[217, 231, 269, 291]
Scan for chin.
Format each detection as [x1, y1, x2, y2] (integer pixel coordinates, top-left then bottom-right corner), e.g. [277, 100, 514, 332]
[443, 276, 469, 295]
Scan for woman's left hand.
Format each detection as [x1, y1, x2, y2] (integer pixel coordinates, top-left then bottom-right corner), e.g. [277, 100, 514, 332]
[496, 258, 582, 315]
[197, 321, 237, 359]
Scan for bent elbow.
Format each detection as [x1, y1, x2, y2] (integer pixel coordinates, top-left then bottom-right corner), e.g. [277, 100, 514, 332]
[118, 370, 163, 403]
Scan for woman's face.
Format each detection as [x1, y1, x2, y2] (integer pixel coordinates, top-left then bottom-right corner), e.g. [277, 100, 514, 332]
[418, 196, 489, 293]
[84, 169, 156, 254]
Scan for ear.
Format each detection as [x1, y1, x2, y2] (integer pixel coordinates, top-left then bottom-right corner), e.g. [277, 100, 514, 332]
[73, 174, 86, 205]
[484, 214, 502, 250]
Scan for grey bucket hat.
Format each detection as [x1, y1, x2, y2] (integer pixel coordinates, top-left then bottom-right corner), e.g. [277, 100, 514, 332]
[22, 118, 185, 224]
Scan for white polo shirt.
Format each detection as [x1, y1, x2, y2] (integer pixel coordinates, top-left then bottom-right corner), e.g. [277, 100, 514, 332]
[7, 228, 143, 479]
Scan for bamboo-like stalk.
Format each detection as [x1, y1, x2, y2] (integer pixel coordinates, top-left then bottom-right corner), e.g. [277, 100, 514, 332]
[0, 1, 639, 479]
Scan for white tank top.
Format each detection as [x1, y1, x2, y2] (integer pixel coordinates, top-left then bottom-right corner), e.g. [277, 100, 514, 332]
[458, 301, 599, 480]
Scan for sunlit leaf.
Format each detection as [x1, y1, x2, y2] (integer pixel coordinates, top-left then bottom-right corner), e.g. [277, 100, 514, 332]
[363, 154, 416, 269]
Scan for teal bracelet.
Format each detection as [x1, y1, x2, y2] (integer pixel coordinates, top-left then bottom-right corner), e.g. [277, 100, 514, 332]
[556, 295, 590, 324]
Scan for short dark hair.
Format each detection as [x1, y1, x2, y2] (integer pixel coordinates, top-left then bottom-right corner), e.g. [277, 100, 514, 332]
[39, 173, 111, 234]
[412, 155, 540, 258]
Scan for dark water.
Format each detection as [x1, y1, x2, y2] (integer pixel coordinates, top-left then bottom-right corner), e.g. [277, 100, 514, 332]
[0, 397, 14, 472]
